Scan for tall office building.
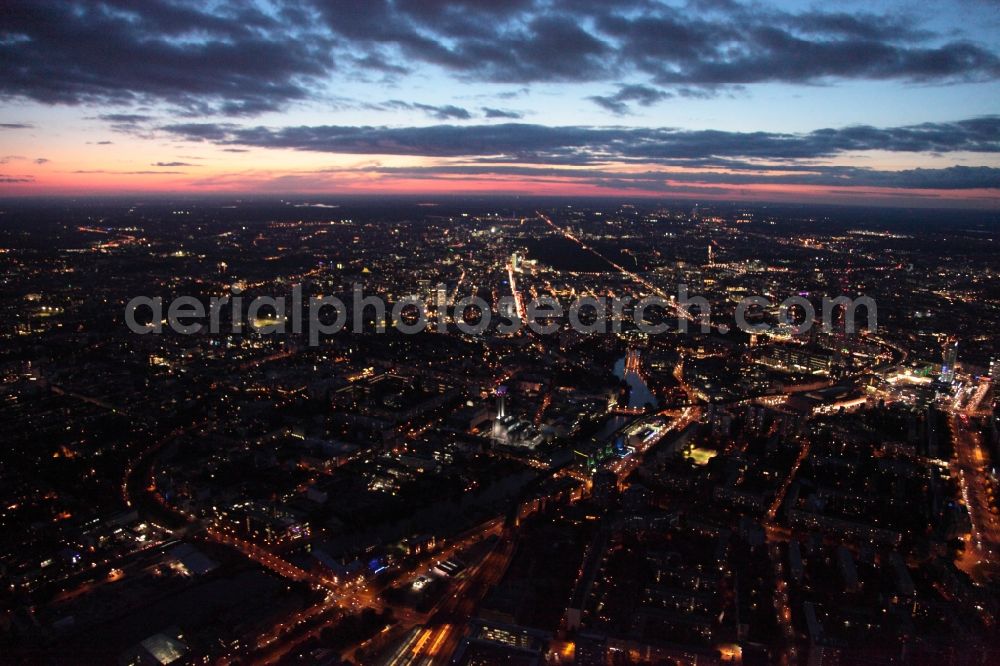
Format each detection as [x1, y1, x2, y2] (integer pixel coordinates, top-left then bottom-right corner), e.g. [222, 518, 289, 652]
[941, 341, 958, 383]
[495, 386, 508, 419]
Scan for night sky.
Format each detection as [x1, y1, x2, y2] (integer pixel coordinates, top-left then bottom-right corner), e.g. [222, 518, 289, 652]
[1, 0, 999, 206]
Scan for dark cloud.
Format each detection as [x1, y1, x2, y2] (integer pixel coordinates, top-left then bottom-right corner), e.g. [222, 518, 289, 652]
[96, 113, 154, 133]
[392, 1, 1000, 87]
[163, 123, 236, 142]
[72, 169, 185, 175]
[161, 117, 1000, 164]
[605, 165, 1000, 190]
[592, 5, 999, 86]
[368, 100, 472, 120]
[589, 84, 672, 114]
[0, 155, 48, 166]
[350, 54, 411, 76]
[788, 11, 929, 42]
[0, 123, 33, 129]
[589, 98, 630, 115]
[496, 88, 529, 99]
[97, 113, 153, 124]
[831, 165, 1000, 190]
[152, 161, 193, 167]
[312, 1, 615, 82]
[649, 29, 1000, 86]
[0, 0, 333, 115]
[0, 174, 34, 182]
[3, 0, 996, 117]
[482, 107, 524, 119]
[355, 162, 1000, 191]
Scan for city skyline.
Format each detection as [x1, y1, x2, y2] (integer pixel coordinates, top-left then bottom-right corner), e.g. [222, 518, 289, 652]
[3, 4, 1000, 664]
[2, 0, 1000, 208]
[2, 198, 997, 664]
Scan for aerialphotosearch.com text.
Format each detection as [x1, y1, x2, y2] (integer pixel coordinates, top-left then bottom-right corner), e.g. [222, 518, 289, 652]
[125, 283, 876, 346]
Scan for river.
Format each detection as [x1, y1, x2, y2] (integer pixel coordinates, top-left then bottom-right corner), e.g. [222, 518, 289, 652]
[613, 352, 656, 410]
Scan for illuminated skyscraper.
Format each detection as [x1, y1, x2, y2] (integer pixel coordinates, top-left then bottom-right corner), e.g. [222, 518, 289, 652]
[495, 385, 508, 419]
[941, 340, 958, 383]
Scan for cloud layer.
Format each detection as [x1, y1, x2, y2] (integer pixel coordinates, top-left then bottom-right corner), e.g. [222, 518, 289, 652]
[1, 0, 333, 115]
[162, 117, 1000, 164]
[2, 1, 997, 201]
[359, 163, 1000, 191]
[2, 0, 998, 115]
[155, 117, 1000, 191]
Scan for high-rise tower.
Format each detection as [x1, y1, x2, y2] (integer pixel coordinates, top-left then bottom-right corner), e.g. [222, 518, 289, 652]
[495, 385, 508, 419]
[941, 340, 958, 383]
